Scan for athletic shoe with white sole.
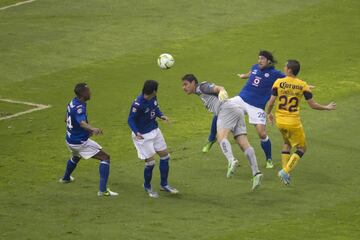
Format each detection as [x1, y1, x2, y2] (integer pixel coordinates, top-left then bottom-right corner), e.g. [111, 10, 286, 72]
[97, 189, 119, 197]
[226, 159, 239, 178]
[266, 160, 274, 169]
[160, 185, 179, 194]
[144, 185, 159, 198]
[202, 141, 216, 153]
[59, 175, 75, 183]
[252, 172, 263, 191]
[278, 169, 291, 185]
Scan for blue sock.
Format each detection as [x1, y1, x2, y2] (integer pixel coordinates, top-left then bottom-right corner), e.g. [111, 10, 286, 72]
[63, 157, 78, 180]
[208, 115, 218, 142]
[144, 161, 155, 189]
[99, 161, 110, 192]
[260, 137, 272, 160]
[160, 156, 170, 186]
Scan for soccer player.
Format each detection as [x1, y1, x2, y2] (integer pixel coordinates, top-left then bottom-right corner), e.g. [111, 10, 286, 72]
[203, 51, 285, 169]
[128, 80, 178, 198]
[59, 83, 118, 197]
[266, 60, 336, 185]
[182, 74, 263, 191]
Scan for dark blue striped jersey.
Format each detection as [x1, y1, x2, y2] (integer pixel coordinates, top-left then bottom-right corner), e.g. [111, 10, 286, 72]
[65, 97, 89, 144]
[128, 94, 164, 134]
[239, 64, 285, 109]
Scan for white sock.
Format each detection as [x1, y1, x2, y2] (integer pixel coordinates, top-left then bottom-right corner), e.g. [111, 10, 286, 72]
[244, 147, 260, 176]
[219, 139, 235, 163]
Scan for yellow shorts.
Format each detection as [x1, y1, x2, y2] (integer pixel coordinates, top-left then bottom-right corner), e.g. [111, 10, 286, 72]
[277, 123, 306, 148]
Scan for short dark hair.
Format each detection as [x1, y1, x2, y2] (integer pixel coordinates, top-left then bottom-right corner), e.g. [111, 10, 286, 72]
[286, 59, 301, 76]
[74, 83, 89, 97]
[259, 50, 277, 64]
[142, 80, 158, 95]
[182, 74, 198, 84]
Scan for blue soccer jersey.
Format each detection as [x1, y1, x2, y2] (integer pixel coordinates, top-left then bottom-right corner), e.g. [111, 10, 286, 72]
[128, 95, 164, 134]
[65, 97, 90, 144]
[239, 64, 285, 109]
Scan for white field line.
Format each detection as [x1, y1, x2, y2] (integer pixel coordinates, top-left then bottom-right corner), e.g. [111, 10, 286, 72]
[0, 98, 51, 121]
[0, 0, 36, 11]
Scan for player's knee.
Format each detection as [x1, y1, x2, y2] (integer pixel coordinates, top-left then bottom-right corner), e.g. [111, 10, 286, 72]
[145, 159, 155, 166]
[258, 132, 267, 139]
[298, 146, 307, 154]
[101, 153, 110, 163]
[295, 149, 305, 157]
[72, 156, 81, 163]
[236, 135, 250, 151]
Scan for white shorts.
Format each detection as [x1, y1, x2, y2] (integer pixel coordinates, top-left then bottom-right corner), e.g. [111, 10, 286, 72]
[132, 128, 167, 160]
[231, 96, 267, 125]
[66, 138, 102, 160]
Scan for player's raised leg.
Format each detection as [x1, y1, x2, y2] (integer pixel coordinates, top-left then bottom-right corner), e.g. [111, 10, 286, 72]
[92, 150, 118, 197]
[255, 124, 273, 169]
[236, 135, 263, 191]
[202, 115, 217, 153]
[217, 128, 238, 178]
[59, 156, 80, 183]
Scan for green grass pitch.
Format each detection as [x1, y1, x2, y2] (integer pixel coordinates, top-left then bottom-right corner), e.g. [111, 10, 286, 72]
[0, 0, 360, 239]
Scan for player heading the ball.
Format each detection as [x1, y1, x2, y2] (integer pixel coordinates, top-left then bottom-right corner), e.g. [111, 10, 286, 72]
[182, 74, 263, 191]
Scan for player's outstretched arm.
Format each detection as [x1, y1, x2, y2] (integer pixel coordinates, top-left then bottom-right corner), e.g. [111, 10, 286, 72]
[237, 71, 251, 79]
[307, 99, 336, 110]
[80, 121, 103, 135]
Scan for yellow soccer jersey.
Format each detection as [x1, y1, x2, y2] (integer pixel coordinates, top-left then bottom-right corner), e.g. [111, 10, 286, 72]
[272, 76, 313, 127]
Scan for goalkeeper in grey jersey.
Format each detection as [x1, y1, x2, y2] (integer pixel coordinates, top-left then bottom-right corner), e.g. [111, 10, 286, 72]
[182, 74, 263, 191]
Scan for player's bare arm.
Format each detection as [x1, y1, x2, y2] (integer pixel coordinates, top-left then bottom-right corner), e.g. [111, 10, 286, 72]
[159, 115, 170, 123]
[266, 95, 276, 124]
[237, 71, 251, 79]
[79, 121, 103, 135]
[307, 99, 336, 110]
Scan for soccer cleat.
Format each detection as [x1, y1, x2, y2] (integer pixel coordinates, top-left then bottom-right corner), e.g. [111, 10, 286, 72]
[252, 172, 263, 191]
[278, 169, 291, 185]
[59, 175, 75, 183]
[144, 186, 159, 198]
[226, 159, 239, 178]
[97, 189, 119, 197]
[202, 141, 216, 153]
[266, 160, 274, 169]
[160, 185, 179, 194]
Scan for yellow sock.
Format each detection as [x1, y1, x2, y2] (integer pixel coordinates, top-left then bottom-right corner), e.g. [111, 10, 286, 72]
[284, 152, 302, 173]
[281, 151, 291, 169]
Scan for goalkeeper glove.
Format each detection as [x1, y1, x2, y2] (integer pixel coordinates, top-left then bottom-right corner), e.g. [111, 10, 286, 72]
[218, 89, 229, 102]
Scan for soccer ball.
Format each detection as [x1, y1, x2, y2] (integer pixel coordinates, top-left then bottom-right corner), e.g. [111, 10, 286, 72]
[157, 53, 175, 69]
